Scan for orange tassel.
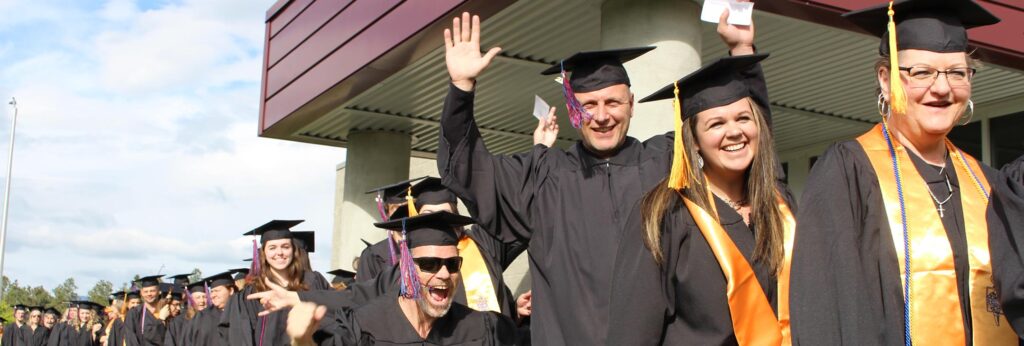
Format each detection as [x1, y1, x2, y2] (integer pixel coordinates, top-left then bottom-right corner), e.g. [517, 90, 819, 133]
[668, 82, 691, 190]
[406, 187, 418, 217]
[887, 1, 908, 117]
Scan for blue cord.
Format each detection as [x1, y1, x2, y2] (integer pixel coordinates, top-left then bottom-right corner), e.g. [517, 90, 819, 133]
[882, 124, 912, 346]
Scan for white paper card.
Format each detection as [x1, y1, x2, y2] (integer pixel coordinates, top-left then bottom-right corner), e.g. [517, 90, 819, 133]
[700, 0, 754, 26]
[533, 95, 551, 120]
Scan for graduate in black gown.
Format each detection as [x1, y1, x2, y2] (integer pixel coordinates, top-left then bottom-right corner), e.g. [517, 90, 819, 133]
[45, 302, 77, 346]
[607, 12, 797, 344]
[160, 278, 189, 346]
[123, 275, 170, 346]
[437, 12, 673, 344]
[357, 177, 428, 283]
[22, 306, 49, 346]
[102, 294, 127, 346]
[64, 301, 101, 346]
[327, 269, 356, 291]
[182, 271, 236, 346]
[288, 211, 519, 345]
[221, 220, 331, 346]
[789, 1, 1024, 344]
[3, 304, 27, 346]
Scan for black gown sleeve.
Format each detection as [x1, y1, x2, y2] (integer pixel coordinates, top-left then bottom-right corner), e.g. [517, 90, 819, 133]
[987, 168, 1024, 337]
[437, 82, 554, 245]
[223, 287, 257, 346]
[298, 266, 398, 311]
[1001, 155, 1024, 187]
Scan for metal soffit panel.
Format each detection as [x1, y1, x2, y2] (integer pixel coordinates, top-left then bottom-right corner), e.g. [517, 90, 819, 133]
[297, 2, 1024, 154]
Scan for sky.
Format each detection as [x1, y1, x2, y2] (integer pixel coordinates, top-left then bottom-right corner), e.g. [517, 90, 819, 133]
[0, 0, 346, 292]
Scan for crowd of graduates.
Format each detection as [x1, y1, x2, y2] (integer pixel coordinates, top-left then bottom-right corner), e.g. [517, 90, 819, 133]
[6, 0, 1024, 344]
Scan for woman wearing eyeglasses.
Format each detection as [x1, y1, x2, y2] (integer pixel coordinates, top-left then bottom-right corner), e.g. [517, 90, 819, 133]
[789, 0, 1024, 344]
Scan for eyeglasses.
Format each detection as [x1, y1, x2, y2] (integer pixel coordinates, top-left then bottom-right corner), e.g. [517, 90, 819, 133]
[898, 66, 976, 87]
[412, 256, 463, 274]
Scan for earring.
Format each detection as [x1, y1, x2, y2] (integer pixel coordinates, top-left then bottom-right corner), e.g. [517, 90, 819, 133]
[877, 93, 891, 121]
[959, 100, 975, 126]
[696, 154, 704, 169]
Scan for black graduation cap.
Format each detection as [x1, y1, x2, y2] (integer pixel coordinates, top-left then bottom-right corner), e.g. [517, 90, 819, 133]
[203, 271, 236, 288]
[12, 304, 27, 311]
[80, 301, 103, 311]
[365, 176, 428, 204]
[44, 307, 60, 316]
[134, 274, 164, 288]
[167, 274, 191, 286]
[27, 305, 43, 313]
[230, 268, 250, 280]
[541, 47, 655, 93]
[843, 0, 1000, 55]
[640, 54, 770, 120]
[410, 177, 457, 209]
[244, 220, 305, 245]
[293, 231, 315, 253]
[373, 211, 475, 248]
[186, 280, 206, 294]
[327, 269, 356, 285]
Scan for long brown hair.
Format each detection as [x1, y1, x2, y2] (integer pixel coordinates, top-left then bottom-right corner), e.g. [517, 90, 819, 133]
[641, 97, 785, 273]
[252, 238, 310, 292]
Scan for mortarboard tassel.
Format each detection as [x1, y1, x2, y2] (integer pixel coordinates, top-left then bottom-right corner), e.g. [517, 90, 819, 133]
[668, 82, 692, 190]
[386, 230, 398, 266]
[397, 219, 422, 299]
[560, 61, 592, 129]
[405, 186, 418, 217]
[886, 0, 908, 117]
[375, 192, 388, 221]
[119, 288, 130, 317]
[204, 281, 213, 307]
[250, 238, 261, 279]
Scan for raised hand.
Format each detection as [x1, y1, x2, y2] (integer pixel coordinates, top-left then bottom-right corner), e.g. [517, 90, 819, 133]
[717, 4, 755, 56]
[444, 12, 502, 92]
[247, 278, 301, 317]
[286, 302, 327, 346]
[533, 108, 559, 148]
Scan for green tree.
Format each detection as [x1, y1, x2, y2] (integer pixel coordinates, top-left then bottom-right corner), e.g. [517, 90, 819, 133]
[51, 278, 77, 309]
[87, 280, 113, 306]
[189, 268, 203, 284]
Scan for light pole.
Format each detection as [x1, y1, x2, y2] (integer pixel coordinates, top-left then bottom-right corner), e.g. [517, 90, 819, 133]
[0, 97, 19, 302]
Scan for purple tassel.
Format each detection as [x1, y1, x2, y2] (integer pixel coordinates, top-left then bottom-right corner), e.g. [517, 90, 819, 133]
[184, 284, 197, 310]
[386, 230, 398, 265]
[250, 238, 261, 278]
[204, 281, 213, 307]
[560, 61, 592, 129]
[397, 219, 421, 299]
[376, 193, 388, 221]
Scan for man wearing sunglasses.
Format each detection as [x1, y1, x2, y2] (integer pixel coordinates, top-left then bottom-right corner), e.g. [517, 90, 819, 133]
[285, 211, 519, 345]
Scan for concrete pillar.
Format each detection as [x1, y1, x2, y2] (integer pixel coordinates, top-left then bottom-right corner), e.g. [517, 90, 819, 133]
[332, 131, 411, 271]
[602, 0, 703, 141]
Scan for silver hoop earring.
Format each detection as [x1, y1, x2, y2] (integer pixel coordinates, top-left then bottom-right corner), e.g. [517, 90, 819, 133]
[959, 100, 975, 126]
[877, 93, 891, 120]
[696, 154, 705, 169]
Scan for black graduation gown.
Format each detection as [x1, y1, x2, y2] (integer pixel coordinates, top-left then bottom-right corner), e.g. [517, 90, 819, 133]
[163, 314, 187, 346]
[190, 308, 225, 346]
[45, 322, 67, 346]
[1001, 155, 1024, 186]
[106, 319, 125, 346]
[221, 270, 330, 346]
[123, 305, 167, 346]
[323, 225, 525, 320]
[436, 83, 674, 345]
[2, 322, 24, 346]
[312, 294, 519, 345]
[606, 185, 795, 345]
[22, 325, 49, 346]
[788, 140, 1024, 345]
[59, 322, 96, 346]
[356, 239, 394, 283]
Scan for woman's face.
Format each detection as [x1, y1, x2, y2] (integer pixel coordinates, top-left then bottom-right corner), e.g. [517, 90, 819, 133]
[191, 292, 207, 311]
[880, 49, 972, 139]
[264, 238, 294, 271]
[28, 311, 40, 326]
[695, 98, 760, 180]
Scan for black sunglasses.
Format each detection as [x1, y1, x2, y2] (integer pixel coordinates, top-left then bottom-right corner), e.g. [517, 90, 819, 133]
[412, 256, 463, 274]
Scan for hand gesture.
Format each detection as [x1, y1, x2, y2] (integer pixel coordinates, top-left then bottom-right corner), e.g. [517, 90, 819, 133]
[717, 4, 755, 56]
[533, 108, 559, 147]
[516, 290, 532, 318]
[247, 278, 301, 317]
[444, 12, 502, 91]
[157, 304, 171, 321]
[287, 302, 327, 346]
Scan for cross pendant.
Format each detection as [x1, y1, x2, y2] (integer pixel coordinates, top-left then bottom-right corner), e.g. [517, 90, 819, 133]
[937, 204, 945, 218]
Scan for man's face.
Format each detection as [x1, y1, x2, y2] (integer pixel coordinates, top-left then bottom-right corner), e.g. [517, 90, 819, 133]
[43, 314, 56, 328]
[210, 285, 234, 310]
[14, 309, 25, 323]
[140, 286, 159, 304]
[411, 245, 460, 318]
[574, 84, 634, 159]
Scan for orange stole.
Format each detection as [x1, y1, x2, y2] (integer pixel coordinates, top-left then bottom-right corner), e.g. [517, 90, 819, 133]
[678, 190, 795, 346]
[856, 123, 1015, 345]
[457, 235, 501, 313]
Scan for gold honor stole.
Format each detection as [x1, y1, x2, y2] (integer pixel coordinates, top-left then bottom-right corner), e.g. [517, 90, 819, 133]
[857, 123, 1015, 345]
[677, 189, 795, 346]
[457, 235, 501, 313]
